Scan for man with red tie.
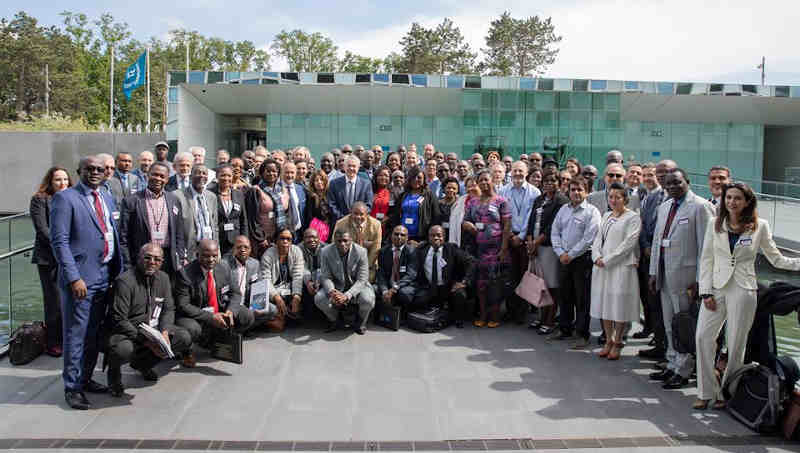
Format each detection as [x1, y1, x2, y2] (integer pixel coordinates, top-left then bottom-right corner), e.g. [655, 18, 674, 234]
[50, 155, 123, 410]
[174, 239, 254, 366]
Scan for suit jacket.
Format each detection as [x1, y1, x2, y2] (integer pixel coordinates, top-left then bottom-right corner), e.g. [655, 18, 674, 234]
[326, 176, 374, 224]
[333, 215, 382, 281]
[639, 187, 666, 250]
[211, 187, 248, 254]
[286, 182, 311, 232]
[109, 268, 175, 342]
[50, 183, 123, 288]
[104, 178, 125, 209]
[119, 189, 185, 273]
[114, 171, 141, 198]
[649, 191, 714, 291]
[319, 242, 370, 299]
[174, 187, 219, 261]
[130, 169, 148, 189]
[165, 174, 191, 192]
[299, 243, 322, 283]
[700, 218, 800, 294]
[224, 254, 261, 306]
[388, 188, 441, 240]
[375, 243, 417, 295]
[30, 195, 55, 265]
[414, 242, 475, 290]
[174, 259, 242, 323]
[260, 244, 305, 297]
[525, 192, 569, 246]
[587, 189, 641, 215]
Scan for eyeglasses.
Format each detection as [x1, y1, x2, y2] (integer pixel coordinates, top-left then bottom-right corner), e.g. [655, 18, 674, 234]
[143, 255, 164, 263]
[559, 177, 572, 182]
[278, 236, 292, 241]
[607, 173, 624, 178]
[85, 166, 105, 174]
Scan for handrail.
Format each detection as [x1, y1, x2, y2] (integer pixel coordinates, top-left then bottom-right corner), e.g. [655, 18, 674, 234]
[0, 212, 28, 222]
[1, 243, 35, 351]
[0, 243, 34, 261]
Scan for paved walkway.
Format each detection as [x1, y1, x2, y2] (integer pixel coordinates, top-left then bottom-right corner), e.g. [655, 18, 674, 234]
[0, 323, 796, 452]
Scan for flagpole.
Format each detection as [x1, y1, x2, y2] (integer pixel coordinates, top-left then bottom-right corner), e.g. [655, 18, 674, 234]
[110, 45, 114, 130]
[146, 47, 151, 130]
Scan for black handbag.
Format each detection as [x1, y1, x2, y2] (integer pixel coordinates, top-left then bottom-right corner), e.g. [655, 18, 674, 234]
[672, 301, 700, 354]
[724, 363, 786, 434]
[8, 321, 47, 366]
[210, 330, 243, 364]
[407, 307, 450, 333]
[374, 302, 401, 331]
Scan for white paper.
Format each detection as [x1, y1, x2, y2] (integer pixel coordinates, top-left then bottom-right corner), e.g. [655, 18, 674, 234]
[138, 323, 175, 358]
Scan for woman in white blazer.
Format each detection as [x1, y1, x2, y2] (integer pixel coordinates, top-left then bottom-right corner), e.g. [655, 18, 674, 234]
[695, 182, 800, 410]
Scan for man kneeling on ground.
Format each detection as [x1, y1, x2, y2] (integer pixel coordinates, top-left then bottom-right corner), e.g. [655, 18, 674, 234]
[106, 243, 192, 397]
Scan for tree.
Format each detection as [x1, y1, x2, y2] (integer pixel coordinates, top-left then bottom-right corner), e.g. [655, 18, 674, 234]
[338, 51, 383, 73]
[271, 29, 338, 72]
[395, 18, 478, 74]
[483, 11, 562, 76]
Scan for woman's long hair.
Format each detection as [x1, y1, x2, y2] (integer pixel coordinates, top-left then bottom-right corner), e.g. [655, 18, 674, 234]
[35, 166, 73, 198]
[404, 165, 425, 193]
[309, 170, 329, 205]
[715, 182, 758, 233]
[372, 165, 390, 194]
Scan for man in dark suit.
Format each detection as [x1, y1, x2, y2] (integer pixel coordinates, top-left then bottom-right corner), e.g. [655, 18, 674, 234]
[299, 228, 323, 320]
[412, 225, 475, 328]
[119, 162, 186, 275]
[174, 239, 254, 366]
[165, 151, 193, 192]
[282, 161, 309, 242]
[375, 225, 417, 312]
[99, 153, 125, 209]
[114, 152, 141, 197]
[224, 235, 261, 309]
[106, 243, 192, 397]
[50, 155, 123, 410]
[327, 155, 373, 226]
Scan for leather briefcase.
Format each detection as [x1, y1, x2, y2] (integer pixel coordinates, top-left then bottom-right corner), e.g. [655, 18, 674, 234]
[210, 330, 243, 364]
[9, 321, 46, 366]
[374, 302, 401, 331]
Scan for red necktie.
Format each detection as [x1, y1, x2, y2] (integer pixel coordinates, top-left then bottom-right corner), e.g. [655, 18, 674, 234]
[207, 270, 219, 313]
[91, 191, 109, 259]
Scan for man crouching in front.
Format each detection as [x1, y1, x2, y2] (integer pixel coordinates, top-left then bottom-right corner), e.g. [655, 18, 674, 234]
[106, 243, 193, 397]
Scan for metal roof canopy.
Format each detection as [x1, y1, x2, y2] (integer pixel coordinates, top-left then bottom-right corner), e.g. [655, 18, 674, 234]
[181, 84, 800, 126]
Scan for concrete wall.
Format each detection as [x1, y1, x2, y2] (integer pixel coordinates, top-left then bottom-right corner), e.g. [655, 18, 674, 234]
[764, 126, 800, 182]
[0, 131, 165, 213]
[178, 86, 217, 155]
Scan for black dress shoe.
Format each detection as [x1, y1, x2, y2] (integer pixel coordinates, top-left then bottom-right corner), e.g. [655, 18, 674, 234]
[139, 368, 159, 382]
[638, 347, 666, 360]
[65, 390, 89, 410]
[632, 329, 652, 339]
[649, 369, 674, 381]
[662, 374, 689, 389]
[355, 326, 366, 335]
[84, 379, 109, 394]
[324, 320, 338, 333]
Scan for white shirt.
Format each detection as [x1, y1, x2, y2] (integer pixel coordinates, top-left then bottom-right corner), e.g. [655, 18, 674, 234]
[424, 246, 446, 286]
[285, 181, 302, 230]
[82, 183, 115, 264]
[190, 186, 212, 240]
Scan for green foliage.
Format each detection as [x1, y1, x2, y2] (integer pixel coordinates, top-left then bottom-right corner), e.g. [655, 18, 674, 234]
[271, 29, 338, 72]
[395, 18, 478, 74]
[0, 112, 91, 131]
[483, 11, 562, 76]
[338, 51, 384, 73]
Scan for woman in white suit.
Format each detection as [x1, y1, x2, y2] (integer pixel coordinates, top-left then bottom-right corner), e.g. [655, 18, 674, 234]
[695, 182, 800, 410]
[590, 183, 641, 360]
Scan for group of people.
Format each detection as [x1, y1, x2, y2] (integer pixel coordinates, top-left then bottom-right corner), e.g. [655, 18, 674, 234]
[30, 140, 799, 413]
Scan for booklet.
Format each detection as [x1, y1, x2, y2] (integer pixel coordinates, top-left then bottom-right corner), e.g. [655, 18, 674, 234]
[138, 323, 175, 358]
[249, 280, 268, 310]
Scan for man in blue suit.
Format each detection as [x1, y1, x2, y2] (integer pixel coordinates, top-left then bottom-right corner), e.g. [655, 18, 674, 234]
[327, 154, 373, 226]
[50, 155, 123, 410]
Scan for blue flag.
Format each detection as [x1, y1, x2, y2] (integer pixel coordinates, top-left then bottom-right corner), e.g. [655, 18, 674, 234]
[122, 51, 147, 100]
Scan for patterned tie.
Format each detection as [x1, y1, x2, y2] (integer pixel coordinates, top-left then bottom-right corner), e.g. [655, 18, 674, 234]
[207, 270, 219, 313]
[91, 190, 109, 259]
[432, 247, 439, 286]
[392, 248, 400, 283]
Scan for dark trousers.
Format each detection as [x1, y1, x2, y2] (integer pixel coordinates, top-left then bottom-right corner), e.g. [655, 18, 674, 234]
[37, 264, 62, 349]
[638, 253, 654, 333]
[60, 265, 109, 392]
[107, 325, 192, 371]
[507, 240, 530, 323]
[558, 252, 592, 339]
[375, 285, 415, 310]
[176, 304, 255, 343]
[413, 284, 470, 322]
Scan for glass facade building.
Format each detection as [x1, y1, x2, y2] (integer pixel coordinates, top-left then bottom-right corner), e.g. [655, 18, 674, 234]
[168, 71, 800, 184]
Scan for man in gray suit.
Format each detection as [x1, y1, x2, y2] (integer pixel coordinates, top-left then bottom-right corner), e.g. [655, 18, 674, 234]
[224, 235, 261, 310]
[587, 163, 641, 214]
[174, 165, 219, 262]
[315, 230, 375, 334]
[648, 168, 714, 389]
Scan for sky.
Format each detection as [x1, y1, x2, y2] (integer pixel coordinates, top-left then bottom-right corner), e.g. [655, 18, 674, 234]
[4, 0, 800, 84]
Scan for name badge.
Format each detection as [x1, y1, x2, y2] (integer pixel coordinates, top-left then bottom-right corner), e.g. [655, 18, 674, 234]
[573, 218, 584, 225]
[279, 288, 291, 296]
[223, 223, 235, 231]
[250, 275, 259, 283]
[233, 203, 240, 211]
[488, 205, 498, 214]
[475, 222, 485, 231]
[202, 226, 213, 237]
[404, 217, 414, 225]
[220, 285, 230, 295]
[173, 206, 179, 216]
[442, 221, 450, 228]
[202, 306, 215, 313]
[376, 213, 384, 219]
[268, 212, 274, 219]
[389, 200, 395, 207]
[418, 196, 424, 204]
[677, 218, 689, 225]
[739, 238, 752, 246]
[399, 266, 407, 273]
[152, 231, 166, 241]
[104, 231, 114, 242]
[155, 297, 164, 302]
[112, 211, 120, 220]
[661, 239, 671, 248]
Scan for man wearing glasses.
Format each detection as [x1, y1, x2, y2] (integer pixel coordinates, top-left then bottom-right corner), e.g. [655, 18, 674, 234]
[587, 163, 641, 214]
[581, 165, 598, 193]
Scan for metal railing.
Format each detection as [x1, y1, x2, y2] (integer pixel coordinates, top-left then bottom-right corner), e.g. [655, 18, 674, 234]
[0, 243, 39, 350]
[0, 212, 33, 254]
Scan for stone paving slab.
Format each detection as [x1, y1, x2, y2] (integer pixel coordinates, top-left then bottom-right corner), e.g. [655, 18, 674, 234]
[0, 323, 775, 445]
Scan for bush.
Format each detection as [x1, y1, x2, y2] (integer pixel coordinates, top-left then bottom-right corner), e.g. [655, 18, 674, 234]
[0, 112, 92, 132]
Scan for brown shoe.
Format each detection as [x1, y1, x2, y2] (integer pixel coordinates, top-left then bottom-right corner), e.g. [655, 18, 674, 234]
[182, 351, 197, 368]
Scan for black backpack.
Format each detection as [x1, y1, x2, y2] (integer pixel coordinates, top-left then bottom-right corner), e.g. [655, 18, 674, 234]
[8, 321, 47, 366]
[723, 361, 791, 434]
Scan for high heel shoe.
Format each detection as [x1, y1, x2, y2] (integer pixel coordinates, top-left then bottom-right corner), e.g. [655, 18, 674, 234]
[693, 399, 710, 410]
[597, 342, 612, 358]
[607, 342, 622, 360]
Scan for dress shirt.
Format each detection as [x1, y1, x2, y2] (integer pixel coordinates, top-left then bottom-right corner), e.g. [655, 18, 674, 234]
[81, 182, 115, 263]
[345, 176, 357, 208]
[499, 181, 541, 240]
[551, 199, 601, 259]
[144, 189, 169, 247]
[391, 244, 406, 287]
[177, 175, 191, 190]
[286, 181, 302, 231]
[328, 169, 344, 181]
[190, 186, 212, 240]
[233, 258, 247, 296]
[424, 246, 446, 286]
[429, 178, 441, 199]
